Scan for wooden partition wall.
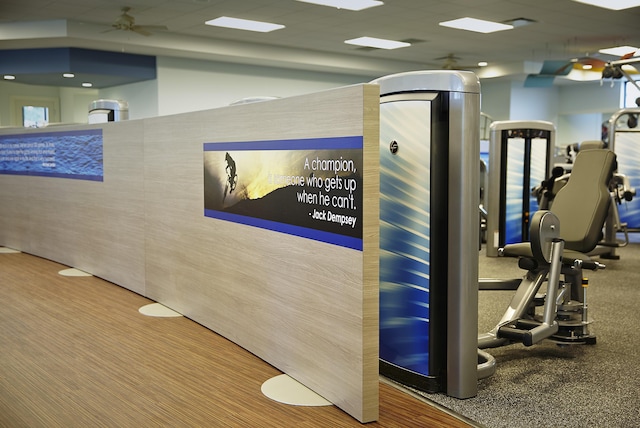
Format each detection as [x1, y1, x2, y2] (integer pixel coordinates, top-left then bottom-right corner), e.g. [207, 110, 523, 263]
[0, 84, 380, 423]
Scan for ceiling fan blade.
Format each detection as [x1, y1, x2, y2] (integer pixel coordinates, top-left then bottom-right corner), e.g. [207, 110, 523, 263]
[131, 26, 152, 36]
[537, 60, 571, 76]
[578, 57, 606, 68]
[524, 74, 556, 87]
[139, 25, 168, 32]
[132, 25, 168, 36]
[554, 63, 574, 75]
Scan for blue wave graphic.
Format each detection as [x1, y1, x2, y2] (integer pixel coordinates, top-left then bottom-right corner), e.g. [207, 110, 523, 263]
[379, 100, 431, 375]
[0, 130, 103, 181]
[505, 140, 525, 244]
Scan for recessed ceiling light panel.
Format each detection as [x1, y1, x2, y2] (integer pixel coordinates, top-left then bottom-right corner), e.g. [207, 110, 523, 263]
[572, 0, 640, 10]
[205, 16, 285, 33]
[296, 0, 383, 11]
[345, 36, 410, 50]
[4, 75, 16, 80]
[439, 17, 513, 33]
[63, 73, 75, 78]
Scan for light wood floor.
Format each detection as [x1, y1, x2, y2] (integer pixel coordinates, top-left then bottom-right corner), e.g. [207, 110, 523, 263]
[0, 251, 472, 428]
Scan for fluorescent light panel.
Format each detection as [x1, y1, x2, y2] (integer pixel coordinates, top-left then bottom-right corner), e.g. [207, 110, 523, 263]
[345, 36, 410, 50]
[439, 17, 513, 33]
[599, 46, 639, 57]
[572, 0, 640, 10]
[205, 16, 284, 33]
[296, 0, 383, 11]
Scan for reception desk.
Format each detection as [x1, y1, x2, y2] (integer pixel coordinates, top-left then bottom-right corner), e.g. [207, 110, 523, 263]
[0, 84, 380, 423]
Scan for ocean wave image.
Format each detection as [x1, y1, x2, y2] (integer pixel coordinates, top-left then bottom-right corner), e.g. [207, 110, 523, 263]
[0, 129, 103, 181]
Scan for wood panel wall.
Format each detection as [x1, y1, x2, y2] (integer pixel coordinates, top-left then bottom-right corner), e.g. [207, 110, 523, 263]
[0, 83, 380, 422]
[0, 121, 146, 294]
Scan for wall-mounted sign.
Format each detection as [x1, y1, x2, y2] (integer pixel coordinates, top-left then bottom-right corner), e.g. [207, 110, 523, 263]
[204, 136, 363, 250]
[0, 129, 103, 181]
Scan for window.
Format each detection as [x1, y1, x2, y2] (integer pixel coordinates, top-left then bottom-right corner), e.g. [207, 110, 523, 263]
[624, 80, 640, 107]
[22, 105, 49, 128]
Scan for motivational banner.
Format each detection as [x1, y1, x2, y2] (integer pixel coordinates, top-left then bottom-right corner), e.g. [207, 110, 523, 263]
[203, 136, 363, 250]
[0, 129, 104, 181]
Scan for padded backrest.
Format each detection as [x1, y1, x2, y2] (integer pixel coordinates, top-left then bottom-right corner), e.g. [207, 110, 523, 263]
[579, 140, 606, 151]
[550, 149, 616, 253]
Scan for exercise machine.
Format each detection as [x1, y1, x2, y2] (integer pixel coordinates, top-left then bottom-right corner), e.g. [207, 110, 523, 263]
[485, 120, 555, 256]
[479, 149, 616, 363]
[607, 106, 640, 233]
[533, 140, 636, 259]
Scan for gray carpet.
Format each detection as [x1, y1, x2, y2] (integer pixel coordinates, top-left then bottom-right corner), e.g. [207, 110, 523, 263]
[421, 235, 640, 428]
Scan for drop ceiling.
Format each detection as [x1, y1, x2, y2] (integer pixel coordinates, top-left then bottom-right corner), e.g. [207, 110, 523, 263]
[1, 0, 639, 87]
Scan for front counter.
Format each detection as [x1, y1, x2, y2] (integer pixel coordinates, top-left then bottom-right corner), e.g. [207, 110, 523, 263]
[0, 84, 381, 423]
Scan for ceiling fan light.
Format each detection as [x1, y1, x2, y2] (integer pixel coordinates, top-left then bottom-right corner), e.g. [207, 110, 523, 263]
[566, 68, 601, 82]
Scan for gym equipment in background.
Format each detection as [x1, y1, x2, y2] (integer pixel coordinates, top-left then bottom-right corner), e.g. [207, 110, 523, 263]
[88, 99, 128, 123]
[533, 140, 636, 260]
[479, 149, 616, 363]
[479, 113, 493, 244]
[485, 120, 555, 257]
[607, 106, 640, 233]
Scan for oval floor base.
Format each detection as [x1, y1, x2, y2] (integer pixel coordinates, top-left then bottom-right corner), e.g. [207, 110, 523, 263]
[138, 303, 182, 317]
[261, 374, 332, 407]
[58, 268, 92, 277]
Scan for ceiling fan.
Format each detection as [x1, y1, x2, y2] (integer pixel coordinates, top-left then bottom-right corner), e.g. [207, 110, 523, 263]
[524, 56, 605, 87]
[524, 53, 637, 87]
[104, 7, 168, 36]
[435, 54, 479, 71]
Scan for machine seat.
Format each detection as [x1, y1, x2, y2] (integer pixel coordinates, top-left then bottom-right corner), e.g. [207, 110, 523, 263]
[501, 242, 594, 265]
[501, 149, 616, 269]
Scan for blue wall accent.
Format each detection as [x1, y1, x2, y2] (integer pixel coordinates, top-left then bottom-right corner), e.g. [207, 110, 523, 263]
[0, 47, 156, 88]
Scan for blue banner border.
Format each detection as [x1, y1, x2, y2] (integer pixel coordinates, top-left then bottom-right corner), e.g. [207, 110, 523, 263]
[0, 169, 103, 181]
[204, 135, 363, 152]
[0, 128, 103, 140]
[205, 209, 362, 250]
